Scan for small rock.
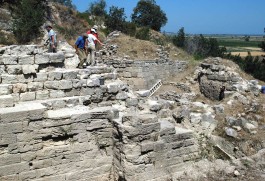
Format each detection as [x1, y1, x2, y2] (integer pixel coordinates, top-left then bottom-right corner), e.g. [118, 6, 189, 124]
[234, 170, 240, 176]
[225, 127, 238, 138]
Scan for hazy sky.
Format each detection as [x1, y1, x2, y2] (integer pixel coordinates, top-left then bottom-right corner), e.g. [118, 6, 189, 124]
[72, 0, 265, 35]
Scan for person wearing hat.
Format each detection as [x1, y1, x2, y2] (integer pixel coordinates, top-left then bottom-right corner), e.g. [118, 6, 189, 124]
[87, 25, 99, 45]
[86, 29, 104, 66]
[45, 25, 57, 53]
[75, 33, 88, 68]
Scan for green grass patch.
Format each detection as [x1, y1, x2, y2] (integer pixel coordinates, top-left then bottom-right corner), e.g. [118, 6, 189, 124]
[218, 40, 260, 47]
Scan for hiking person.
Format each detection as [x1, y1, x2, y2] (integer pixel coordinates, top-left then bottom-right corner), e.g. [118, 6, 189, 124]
[86, 28, 104, 66]
[87, 25, 99, 45]
[75, 33, 88, 68]
[45, 25, 57, 53]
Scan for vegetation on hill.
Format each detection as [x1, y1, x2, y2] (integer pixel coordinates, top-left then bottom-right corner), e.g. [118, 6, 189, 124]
[12, 0, 47, 43]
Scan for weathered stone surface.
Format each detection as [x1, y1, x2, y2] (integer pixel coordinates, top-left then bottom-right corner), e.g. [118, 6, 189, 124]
[7, 65, 22, 74]
[49, 51, 65, 63]
[116, 92, 128, 100]
[0, 84, 12, 95]
[28, 82, 44, 91]
[63, 71, 77, 80]
[18, 55, 34, 65]
[20, 92, 36, 101]
[225, 127, 238, 138]
[36, 90, 50, 100]
[49, 90, 65, 98]
[64, 54, 79, 69]
[35, 53, 49, 64]
[34, 73, 48, 82]
[1, 74, 17, 84]
[48, 71, 62, 80]
[0, 55, 18, 64]
[13, 83, 27, 93]
[0, 95, 14, 108]
[22, 65, 39, 74]
[44, 80, 72, 90]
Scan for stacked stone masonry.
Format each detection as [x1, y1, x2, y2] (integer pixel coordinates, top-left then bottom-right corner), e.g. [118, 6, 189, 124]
[0, 45, 198, 181]
[105, 59, 187, 90]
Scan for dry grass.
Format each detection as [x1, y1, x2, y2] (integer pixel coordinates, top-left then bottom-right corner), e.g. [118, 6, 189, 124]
[231, 51, 265, 57]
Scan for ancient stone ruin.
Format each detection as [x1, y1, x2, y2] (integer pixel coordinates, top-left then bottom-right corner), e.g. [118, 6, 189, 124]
[0, 44, 202, 181]
[0, 37, 265, 181]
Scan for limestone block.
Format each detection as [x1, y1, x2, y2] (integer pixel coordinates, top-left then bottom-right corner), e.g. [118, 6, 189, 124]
[44, 80, 72, 90]
[116, 92, 128, 100]
[20, 92, 36, 101]
[35, 53, 49, 64]
[0, 154, 21, 167]
[136, 90, 149, 97]
[0, 65, 6, 74]
[126, 98, 138, 107]
[27, 82, 44, 91]
[1, 74, 17, 84]
[0, 162, 29, 176]
[141, 142, 154, 153]
[13, 83, 27, 93]
[34, 73, 48, 82]
[87, 78, 100, 87]
[0, 95, 14, 108]
[49, 51, 65, 63]
[87, 119, 110, 131]
[0, 122, 23, 135]
[49, 90, 65, 98]
[0, 84, 12, 95]
[123, 71, 132, 78]
[17, 74, 34, 83]
[22, 65, 39, 74]
[18, 55, 34, 65]
[36, 90, 49, 100]
[80, 87, 94, 96]
[63, 71, 78, 80]
[0, 133, 17, 146]
[107, 84, 119, 94]
[18, 170, 37, 181]
[72, 79, 83, 88]
[159, 119, 176, 136]
[0, 55, 18, 64]
[48, 71, 62, 80]
[64, 54, 79, 69]
[6, 65, 22, 74]
[12, 93, 20, 102]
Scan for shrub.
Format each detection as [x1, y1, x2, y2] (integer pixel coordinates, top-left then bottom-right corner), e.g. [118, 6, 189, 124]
[12, 0, 46, 43]
[135, 27, 150, 40]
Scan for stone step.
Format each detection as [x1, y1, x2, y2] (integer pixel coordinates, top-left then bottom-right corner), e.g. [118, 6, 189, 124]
[0, 66, 114, 84]
[16, 95, 91, 110]
[0, 95, 14, 108]
[0, 102, 46, 123]
[0, 84, 12, 95]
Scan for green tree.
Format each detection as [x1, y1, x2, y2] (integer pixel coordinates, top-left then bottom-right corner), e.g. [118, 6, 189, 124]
[87, 0, 107, 17]
[172, 27, 185, 48]
[50, 0, 75, 9]
[131, 0, 167, 31]
[105, 6, 126, 32]
[12, 0, 46, 43]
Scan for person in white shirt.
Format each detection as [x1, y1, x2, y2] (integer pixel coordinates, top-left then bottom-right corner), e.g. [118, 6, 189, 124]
[86, 28, 104, 66]
[45, 25, 57, 53]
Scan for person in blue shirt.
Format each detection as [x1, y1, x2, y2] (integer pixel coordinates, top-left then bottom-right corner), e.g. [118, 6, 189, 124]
[75, 33, 88, 68]
[45, 25, 57, 53]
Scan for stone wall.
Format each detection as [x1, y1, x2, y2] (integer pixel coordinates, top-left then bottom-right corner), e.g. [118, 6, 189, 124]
[106, 60, 188, 90]
[112, 114, 199, 181]
[0, 45, 199, 181]
[0, 105, 115, 181]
